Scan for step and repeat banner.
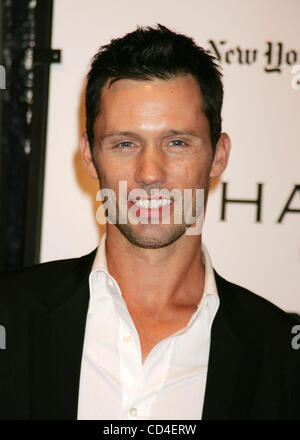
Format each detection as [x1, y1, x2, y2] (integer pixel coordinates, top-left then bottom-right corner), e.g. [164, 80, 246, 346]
[40, 0, 300, 313]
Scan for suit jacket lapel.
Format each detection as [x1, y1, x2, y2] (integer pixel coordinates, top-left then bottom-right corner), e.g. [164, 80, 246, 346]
[202, 271, 244, 420]
[201, 301, 243, 419]
[29, 250, 95, 419]
[50, 280, 89, 419]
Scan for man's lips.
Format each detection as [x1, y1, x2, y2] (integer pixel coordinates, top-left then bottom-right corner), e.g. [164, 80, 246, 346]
[128, 197, 175, 218]
[128, 195, 175, 201]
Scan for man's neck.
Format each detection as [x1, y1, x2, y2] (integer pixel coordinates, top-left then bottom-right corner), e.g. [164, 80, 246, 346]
[105, 226, 205, 317]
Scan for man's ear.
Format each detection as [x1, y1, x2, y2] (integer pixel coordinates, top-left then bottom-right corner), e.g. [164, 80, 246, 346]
[209, 132, 231, 178]
[80, 132, 99, 179]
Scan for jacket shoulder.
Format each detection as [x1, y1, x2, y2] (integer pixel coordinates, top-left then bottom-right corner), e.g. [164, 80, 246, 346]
[0, 249, 97, 307]
[212, 271, 300, 420]
[214, 270, 299, 334]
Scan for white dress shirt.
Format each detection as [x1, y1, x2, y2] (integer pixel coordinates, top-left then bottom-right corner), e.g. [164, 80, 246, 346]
[77, 233, 219, 420]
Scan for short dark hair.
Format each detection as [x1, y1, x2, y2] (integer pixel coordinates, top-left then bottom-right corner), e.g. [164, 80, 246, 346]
[86, 24, 223, 153]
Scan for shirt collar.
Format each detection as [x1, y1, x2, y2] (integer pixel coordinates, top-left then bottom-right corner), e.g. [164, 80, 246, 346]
[201, 241, 219, 302]
[91, 231, 108, 272]
[88, 232, 219, 312]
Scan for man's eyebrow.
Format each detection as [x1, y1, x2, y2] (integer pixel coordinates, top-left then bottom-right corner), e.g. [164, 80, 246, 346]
[162, 130, 201, 137]
[99, 130, 201, 140]
[99, 131, 138, 140]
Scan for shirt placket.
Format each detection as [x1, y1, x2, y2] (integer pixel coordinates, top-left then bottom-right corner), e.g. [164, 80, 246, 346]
[116, 297, 144, 419]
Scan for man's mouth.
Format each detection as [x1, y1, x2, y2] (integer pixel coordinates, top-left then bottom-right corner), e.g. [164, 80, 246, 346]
[128, 197, 175, 220]
[133, 198, 173, 209]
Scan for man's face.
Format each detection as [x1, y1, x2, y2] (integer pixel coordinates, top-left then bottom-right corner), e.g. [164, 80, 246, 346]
[83, 74, 229, 248]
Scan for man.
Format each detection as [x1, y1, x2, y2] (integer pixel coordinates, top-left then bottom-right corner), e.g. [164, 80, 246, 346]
[0, 25, 299, 420]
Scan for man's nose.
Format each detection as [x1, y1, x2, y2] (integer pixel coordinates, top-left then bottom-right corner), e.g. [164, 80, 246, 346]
[134, 145, 167, 186]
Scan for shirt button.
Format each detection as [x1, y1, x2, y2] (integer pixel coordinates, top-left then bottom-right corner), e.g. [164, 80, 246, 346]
[129, 408, 137, 417]
[106, 278, 113, 289]
[123, 335, 132, 343]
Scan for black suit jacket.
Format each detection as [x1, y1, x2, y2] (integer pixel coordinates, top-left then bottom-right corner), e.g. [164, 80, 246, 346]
[0, 249, 299, 420]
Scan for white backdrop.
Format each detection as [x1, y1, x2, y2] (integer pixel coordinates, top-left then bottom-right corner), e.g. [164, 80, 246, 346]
[40, 0, 300, 314]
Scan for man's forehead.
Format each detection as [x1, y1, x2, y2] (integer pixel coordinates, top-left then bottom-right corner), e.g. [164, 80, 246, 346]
[102, 73, 202, 95]
[94, 74, 208, 136]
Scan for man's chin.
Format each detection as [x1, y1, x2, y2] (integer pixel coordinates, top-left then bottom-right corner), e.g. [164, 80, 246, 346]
[115, 223, 187, 249]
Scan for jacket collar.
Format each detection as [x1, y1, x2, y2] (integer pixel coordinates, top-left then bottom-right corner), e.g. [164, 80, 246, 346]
[202, 271, 243, 419]
[202, 271, 262, 420]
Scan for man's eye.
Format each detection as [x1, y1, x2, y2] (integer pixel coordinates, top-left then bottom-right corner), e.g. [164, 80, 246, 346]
[116, 141, 134, 149]
[169, 139, 186, 147]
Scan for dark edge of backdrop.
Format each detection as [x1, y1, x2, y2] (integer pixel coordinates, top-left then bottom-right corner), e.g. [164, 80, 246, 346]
[0, 0, 59, 272]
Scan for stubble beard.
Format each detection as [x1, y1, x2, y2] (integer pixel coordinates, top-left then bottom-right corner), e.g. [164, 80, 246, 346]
[113, 189, 204, 249]
[114, 221, 188, 249]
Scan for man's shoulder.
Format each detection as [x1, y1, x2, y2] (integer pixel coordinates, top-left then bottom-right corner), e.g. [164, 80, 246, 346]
[0, 249, 97, 308]
[214, 270, 299, 338]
